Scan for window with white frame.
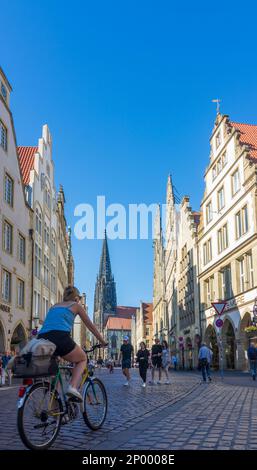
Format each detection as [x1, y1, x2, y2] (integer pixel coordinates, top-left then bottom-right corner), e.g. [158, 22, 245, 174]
[2, 269, 11, 302]
[35, 208, 42, 235]
[44, 255, 49, 287]
[4, 173, 14, 206]
[0, 120, 7, 151]
[217, 187, 225, 211]
[17, 279, 25, 308]
[217, 158, 222, 174]
[18, 233, 26, 264]
[204, 276, 214, 306]
[3, 220, 13, 254]
[44, 223, 50, 247]
[51, 233, 56, 256]
[218, 224, 228, 253]
[239, 258, 245, 293]
[206, 201, 213, 224]
[212, 165, 217, 181]
[51, 263, 56, 293]
[232, 169, 240, 196]
[235, 206, 248, 239]
[246, 252, 254, 289]
[42, 297, 49, 319]
[34, 291, 41, 319]
[203, 238, 212, 265]
[35, 243, 42, 279]
[220, 265, 232, 300]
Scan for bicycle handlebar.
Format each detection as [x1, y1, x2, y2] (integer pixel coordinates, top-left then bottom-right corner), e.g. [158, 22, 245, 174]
[83, 344, 105, 354]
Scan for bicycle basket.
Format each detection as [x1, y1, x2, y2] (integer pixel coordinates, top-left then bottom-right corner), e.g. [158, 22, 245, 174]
[12, 353, 58, 378]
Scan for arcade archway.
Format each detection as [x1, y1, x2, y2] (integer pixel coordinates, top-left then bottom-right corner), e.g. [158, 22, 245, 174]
[11, 323, 27, 353]
[204, 324, 219, 369]
[239, 312, 252, 370]
[222, 319, 236, 369]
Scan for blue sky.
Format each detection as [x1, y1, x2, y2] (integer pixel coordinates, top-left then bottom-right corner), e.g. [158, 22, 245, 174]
[2, 1, 257, 315]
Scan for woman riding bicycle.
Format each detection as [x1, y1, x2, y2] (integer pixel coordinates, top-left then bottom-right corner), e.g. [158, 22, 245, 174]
[38, 285, 106, 402]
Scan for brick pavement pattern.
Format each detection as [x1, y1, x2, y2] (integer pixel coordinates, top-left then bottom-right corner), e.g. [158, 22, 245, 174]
[0, 369, 256, 450]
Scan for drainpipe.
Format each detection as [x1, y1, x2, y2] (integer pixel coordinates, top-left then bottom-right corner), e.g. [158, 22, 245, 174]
[29, 229, 34, 331]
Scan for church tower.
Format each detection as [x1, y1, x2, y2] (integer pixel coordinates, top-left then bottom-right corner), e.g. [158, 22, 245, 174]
[93, 231, 117, 333]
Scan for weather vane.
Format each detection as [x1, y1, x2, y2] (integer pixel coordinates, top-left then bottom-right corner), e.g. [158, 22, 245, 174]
[212, 98, 221, 114]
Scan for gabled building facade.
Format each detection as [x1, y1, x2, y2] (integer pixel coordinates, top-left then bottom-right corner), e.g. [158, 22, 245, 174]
[18, 125, 58, 330]
[152, 205, 167, 341]
[176, 196, 200, 368]
[0, 67, 32, 353]
[199, 114, 257, 370]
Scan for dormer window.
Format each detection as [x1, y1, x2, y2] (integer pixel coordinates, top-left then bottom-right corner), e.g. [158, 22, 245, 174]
[216, 131, 221, 149]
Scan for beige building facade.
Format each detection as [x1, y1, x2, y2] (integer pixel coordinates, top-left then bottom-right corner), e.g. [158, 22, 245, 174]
[0, 67, 32, 353]
[199, 114, 257, 370]
[153, 205, 167, 341]
[18, 125, 59, 330]
[176, 197, 200, 369]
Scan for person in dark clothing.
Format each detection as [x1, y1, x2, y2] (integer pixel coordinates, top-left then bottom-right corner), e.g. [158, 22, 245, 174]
[149, 338, 163, 385]
[248, 342, 257, 381]
[136, 342, 150, 388]
[120, 336, 134, 386]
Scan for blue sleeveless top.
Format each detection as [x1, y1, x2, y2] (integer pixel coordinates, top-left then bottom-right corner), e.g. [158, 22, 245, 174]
[39, 303, 76, 334]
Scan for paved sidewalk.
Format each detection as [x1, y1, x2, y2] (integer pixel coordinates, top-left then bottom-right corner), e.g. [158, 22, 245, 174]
[1, 369, 257, 450]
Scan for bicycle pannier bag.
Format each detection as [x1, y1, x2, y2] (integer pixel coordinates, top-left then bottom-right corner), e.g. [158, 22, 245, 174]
[12, 352, 58, 378]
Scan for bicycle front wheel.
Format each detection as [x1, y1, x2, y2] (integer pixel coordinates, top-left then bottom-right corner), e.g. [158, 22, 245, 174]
[83, 378, 107, 430]
[17, 382, 63, 450]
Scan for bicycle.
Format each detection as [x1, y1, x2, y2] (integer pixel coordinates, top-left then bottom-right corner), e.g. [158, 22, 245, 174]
[17, 344, 108, 450]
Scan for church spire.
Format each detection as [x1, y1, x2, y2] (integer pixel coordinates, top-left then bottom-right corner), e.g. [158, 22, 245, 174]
[93, 230, 117, 333]
[99, 230, 113, 280]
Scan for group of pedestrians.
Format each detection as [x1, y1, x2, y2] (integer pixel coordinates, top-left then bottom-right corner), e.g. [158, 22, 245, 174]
[0, 351, 13, 387]
[119, 336, 175, 387]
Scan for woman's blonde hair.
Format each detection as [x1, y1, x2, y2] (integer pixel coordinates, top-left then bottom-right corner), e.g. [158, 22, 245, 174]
[63, 285, 81, 302]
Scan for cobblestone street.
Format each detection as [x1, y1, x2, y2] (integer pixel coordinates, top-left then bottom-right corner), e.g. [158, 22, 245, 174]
[0, 368, 257, 450]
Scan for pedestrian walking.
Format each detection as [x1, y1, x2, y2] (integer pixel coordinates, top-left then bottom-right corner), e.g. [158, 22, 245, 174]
[161, 340, 171, 384]
[247, 342, 257, 381]
[136, 342, 150, 388]
[172, 354, 178, 371]
[2, 351, 12, 386]
[119, 336, 134, 386]
[198, 343, 213, 383]
[149, 338, 163, 385]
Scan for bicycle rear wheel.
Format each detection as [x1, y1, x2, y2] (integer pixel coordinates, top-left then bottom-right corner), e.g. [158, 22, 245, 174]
[17, 382, 63, 450]
[82, 378, 107, 430]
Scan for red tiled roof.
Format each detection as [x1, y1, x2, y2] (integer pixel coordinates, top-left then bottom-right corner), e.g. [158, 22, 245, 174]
[142, 303, 153, 324]
[17, 146, 37, 185]
[230, 121, 257, 161]
[116, 306, 137, 318]
[106, 316, 131, 331]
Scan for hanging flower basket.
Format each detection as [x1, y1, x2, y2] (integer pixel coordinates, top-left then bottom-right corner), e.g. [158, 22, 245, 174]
[245, 326, 257, 339]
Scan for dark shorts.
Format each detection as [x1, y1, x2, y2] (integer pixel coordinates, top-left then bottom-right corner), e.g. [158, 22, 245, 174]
[122, 359, 131, 370]
[38, 331, 76, 357]
[152, 358, 162, 368]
